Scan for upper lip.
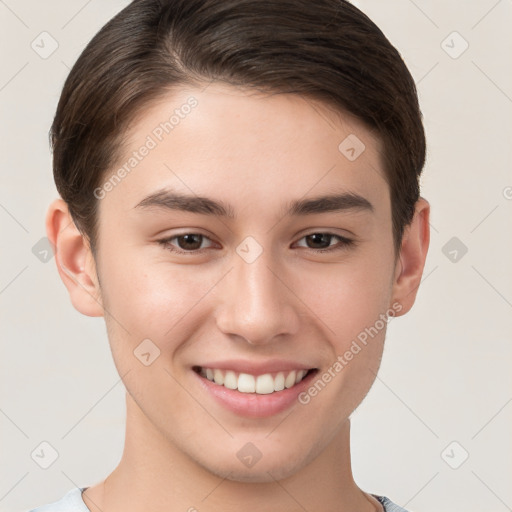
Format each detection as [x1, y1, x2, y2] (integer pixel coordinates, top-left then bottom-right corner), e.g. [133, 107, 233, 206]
[194, 359, 317, 375]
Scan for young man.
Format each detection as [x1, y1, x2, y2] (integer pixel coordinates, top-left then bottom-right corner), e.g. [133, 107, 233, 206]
[31, 0, 429, 510]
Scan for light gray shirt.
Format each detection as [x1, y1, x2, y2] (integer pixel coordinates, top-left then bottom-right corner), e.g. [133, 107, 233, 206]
[28, 487, 412, 511]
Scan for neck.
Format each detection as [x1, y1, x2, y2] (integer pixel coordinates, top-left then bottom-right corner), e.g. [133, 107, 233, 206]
[83, 392, 379, 512]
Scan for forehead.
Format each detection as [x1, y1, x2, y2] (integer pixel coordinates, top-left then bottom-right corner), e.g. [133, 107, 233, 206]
[101, 83, 388, 218]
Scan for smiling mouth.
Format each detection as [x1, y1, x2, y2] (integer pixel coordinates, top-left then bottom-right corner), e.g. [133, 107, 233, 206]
[193, 366, 317, 395]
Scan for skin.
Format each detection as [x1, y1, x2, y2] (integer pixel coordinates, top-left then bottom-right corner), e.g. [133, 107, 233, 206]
[47, 83, 430, 512]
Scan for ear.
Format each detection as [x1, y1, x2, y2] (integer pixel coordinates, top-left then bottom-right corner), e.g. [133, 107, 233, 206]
[46, 198, 104, 317]
[391, 197, 430, 316]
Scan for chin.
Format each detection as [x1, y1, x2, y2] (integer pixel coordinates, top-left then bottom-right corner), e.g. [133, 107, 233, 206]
[197, 447, 314, 484]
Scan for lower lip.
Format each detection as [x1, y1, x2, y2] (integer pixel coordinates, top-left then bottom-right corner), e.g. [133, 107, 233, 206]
[193, 369, 317, 418]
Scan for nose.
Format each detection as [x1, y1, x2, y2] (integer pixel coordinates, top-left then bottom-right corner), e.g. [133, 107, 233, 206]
[215, 249, 301, 345]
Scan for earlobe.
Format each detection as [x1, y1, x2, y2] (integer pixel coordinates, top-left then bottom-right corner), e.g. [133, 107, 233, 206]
[391, 197, 430, 316]
[46, 199, 104, 317]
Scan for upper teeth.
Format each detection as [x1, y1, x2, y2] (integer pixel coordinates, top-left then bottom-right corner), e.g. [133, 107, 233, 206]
[199, 367, 309, 394]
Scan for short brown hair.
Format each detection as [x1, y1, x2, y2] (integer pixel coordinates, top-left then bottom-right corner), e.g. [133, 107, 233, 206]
[50, 0, 425, 256]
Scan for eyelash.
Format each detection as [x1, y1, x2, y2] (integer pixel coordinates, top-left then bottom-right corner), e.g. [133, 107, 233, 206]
[157, 232, 355, 255]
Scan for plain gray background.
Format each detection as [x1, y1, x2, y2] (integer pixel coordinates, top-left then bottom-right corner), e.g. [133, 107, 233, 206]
[1, 1, 511, 511]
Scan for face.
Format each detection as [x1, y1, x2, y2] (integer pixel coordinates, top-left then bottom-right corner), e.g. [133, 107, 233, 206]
[91, 83, 400, 482]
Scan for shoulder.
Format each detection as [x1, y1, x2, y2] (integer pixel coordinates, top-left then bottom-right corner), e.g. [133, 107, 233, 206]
[28, 487, 89, 512]
[372, 494, 412, 512]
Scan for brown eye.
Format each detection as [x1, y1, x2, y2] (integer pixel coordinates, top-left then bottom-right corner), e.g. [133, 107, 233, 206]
[305, 233, 334, 249]
[158, 233, 216, 254]
[294, 233, 354, 252]
[176, 234, 203, 251]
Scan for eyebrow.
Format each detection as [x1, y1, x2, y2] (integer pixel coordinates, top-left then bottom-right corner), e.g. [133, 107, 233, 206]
[134, 189, 374, 218]
[135, 190, 235, 217]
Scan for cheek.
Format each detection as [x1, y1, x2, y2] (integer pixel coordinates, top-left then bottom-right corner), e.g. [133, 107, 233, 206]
[98, 247, 225, 346]
[294, 253, 395, 349]
[292, 258, 394, 429]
